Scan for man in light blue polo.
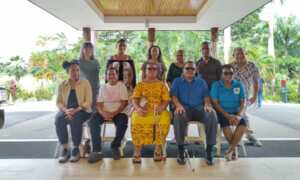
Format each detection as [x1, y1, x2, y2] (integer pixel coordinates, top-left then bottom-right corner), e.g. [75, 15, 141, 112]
[171, 61, 218, 166]
[210, 64, 247, 161]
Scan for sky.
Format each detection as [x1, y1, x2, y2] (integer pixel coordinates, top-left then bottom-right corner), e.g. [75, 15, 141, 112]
[0, 0, 300, 61]
[0, 0, 80, 61]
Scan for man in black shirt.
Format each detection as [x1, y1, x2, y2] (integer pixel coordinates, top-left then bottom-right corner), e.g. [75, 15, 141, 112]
[196, 41, 222, 89]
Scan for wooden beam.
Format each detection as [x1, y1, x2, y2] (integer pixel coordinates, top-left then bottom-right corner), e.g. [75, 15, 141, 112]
[148, 28, 156, 47]
[211, 27, 219, 58]
[83, 27, 91, 42]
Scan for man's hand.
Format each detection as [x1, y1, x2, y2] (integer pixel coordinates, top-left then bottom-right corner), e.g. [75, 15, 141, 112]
[248, 96, 257, 105]
[204, 104, 212, 113]
[175, 104, 185, 115]
[101, 111, 113, 121]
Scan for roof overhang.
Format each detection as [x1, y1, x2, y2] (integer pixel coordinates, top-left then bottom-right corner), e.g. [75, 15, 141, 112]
[28, 0, 271, 31]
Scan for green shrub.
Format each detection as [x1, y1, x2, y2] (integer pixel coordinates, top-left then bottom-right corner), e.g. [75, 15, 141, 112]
[16, 88, 34, 101]
[287, 82, 300, 103]
[34, 87, 53, 101]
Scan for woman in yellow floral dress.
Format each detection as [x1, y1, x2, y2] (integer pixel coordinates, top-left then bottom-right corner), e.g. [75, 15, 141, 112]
[131, 62, 171, 163]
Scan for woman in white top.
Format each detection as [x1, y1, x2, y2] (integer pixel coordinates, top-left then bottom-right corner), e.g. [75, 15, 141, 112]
[88, 68, 129, 163]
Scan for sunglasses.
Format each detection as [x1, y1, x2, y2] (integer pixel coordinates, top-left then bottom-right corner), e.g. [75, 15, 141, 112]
[185, 67, 195, 71]
[223, 72, 233, 76]
[147, 67, 157, 71]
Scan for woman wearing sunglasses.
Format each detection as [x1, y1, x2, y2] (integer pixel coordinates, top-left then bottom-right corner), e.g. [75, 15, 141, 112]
[131, 62, 170, 164]
[210, 64, 247, 161]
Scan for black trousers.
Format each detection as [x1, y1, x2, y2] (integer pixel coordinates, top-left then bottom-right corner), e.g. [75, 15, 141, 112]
[89, 112, 128, 152]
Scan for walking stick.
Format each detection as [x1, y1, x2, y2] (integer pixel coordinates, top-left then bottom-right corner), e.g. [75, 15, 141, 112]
[184, 148, 195, 172]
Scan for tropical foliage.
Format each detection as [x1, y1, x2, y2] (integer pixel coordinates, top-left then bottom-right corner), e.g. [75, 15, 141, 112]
[1, 7, 300, 103]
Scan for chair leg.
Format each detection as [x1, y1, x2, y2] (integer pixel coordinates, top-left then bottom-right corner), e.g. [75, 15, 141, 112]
[216, 126, 222, 157]
[120, 137, 127, 157]
[239, 139, 248, 157]
[162, 142, 167, 160]
[54, 143, 61, 158]
[197, 123, 206, 149]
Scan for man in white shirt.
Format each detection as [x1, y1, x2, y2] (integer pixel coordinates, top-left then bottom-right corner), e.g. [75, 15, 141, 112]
[88, 68, 129, 163]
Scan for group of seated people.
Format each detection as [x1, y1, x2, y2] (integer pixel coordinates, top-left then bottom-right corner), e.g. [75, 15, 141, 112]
[55, 39, 260, 166]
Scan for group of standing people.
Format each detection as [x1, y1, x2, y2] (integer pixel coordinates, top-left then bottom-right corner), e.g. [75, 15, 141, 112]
[55, 39, 262, 166]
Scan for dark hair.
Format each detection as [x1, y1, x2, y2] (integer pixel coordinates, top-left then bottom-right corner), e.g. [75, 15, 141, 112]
[117, 38, 127, 44]
[222, 64, 234, 71]
[80, 42, 95, 60]
[184, 61, 195, 66]
[105, 67, 118, 81]
[62, 59, 80, 70]
[116, 39, 127, 48]
[82, 42, 93, 48]
[201, 41, 210, 47]
[148, 45, 163, 63]
[106, 67, 118, 75]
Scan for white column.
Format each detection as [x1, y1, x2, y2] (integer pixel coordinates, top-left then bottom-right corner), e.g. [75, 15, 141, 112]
[223, 27, 232, 64]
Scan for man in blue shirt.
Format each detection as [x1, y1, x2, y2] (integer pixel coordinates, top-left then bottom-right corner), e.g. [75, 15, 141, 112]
[171, 61, 218, 166]
[210, 64, 247, 161]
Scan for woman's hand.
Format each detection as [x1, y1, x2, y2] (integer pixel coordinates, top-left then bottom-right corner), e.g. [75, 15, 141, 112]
[155, 105, 165, 115]
[64, 108, 74, 120]
[136, 106, 147, 116]
[228, 115, 239, 126]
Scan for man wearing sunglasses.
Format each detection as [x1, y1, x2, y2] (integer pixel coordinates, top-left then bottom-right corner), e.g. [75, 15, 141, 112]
[171, 61, 218, 166]
[196, 41, 222, 89]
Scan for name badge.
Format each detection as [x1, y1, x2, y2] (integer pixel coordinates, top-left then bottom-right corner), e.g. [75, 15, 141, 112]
[233, 88, 240, 95]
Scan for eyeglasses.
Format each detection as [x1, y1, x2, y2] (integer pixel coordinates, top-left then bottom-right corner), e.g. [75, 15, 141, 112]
[223, 72, 233, 76]
[184, 67, 195, 71]
[147, 67, 157, 71]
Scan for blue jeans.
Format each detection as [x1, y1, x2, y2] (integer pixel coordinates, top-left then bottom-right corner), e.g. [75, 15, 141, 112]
[55, 110, 91, 147]
[257, 91, 263, 107]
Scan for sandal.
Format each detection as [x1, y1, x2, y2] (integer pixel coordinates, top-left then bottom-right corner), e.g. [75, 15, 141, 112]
[232, 147, 238, 161]
[132, 155, 141, 164]
[224, 149, 234, 161]
[153, 151, 163, 162]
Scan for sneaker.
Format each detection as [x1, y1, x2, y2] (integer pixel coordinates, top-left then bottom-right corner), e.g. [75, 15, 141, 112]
[176, 148, 186, 165]
[88, 152, 103, 163]
[112, 148, 121, 160]
[70, 147, 80, 163]
[247, 134, 263, 147]
[58, 148, 70, 163]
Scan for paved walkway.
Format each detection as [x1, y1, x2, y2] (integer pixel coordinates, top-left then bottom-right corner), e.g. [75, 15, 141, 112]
[1, 105, 300, 139]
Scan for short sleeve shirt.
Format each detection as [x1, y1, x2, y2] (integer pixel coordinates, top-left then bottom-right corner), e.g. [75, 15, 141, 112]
[196, 57, 222, 89]
[171, 77, 209, 111]
[98, 81, 128, 113]
[231, 61, 260, 97]
[132, 81, 170, 112]
[210, 80, 245, 113]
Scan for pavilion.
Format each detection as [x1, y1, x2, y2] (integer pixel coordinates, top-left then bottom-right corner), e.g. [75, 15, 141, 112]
[3, 1, 299, 180]
[28, 0, 271, 57]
